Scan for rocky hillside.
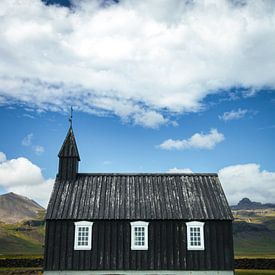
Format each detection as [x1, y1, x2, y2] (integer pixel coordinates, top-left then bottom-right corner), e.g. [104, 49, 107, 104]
[0, 192, 45, 224]
[0, 193, 45, 255]
[231, 197, 275, 210]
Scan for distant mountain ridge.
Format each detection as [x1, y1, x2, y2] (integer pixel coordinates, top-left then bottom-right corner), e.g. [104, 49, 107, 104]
[0, 192, 45, 224]
[231, 197, 275, 210]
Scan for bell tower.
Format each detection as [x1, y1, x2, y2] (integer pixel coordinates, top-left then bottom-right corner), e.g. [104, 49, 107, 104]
[57, 109, 80, 180]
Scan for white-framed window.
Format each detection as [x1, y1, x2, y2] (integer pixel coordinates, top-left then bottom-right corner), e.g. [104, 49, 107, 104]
[74, 221, 93, 250]
[186, 221, 205, 250]
[130, 221, 149, 250]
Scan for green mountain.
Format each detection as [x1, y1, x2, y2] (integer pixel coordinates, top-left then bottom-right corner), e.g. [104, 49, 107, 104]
[0, 221, 45, 255]
[233, 205, 275, 257]
[0, 192, 45, 256]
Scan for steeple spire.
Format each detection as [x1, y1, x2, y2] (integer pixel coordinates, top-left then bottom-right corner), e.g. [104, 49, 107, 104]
[57, 110, 80, 180]
[69, 106, 73, 128]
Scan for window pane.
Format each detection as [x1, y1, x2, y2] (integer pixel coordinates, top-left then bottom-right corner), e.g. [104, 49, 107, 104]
[77, 226, 91, 247]
[133, 226, 146, 247]
[189, 226, 202, 247]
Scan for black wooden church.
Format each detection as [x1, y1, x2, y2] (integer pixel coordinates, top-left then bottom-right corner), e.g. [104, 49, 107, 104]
[44, 125, 234, 275]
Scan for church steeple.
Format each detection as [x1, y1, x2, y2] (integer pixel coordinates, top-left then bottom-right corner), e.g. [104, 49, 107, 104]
[58, 111, 80, 180]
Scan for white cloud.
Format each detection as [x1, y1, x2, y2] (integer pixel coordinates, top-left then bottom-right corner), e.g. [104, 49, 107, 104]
[218, 163, 275, 204]
[167, 167, 193, 173]
[159, 128, 224, 150]
[0, 152, 54, 207]
[0, 152, 7, 163]
[23, 113, 35, 119]
[33, 145, 45, 155]
[21, 133, 45, 155]
[22, 133, 33, 146]
[133, 110, 168, 128]
[219, 108, 248, 121]
[0, 0, 274, 127]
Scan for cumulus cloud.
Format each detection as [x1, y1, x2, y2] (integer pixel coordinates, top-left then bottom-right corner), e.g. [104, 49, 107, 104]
[218, 163, 275, 204]
[0, 152, 7, 163]
[167, 167, 193, 173]
[133, 111, 168, 128]
[159, 128, 224, 150]
[219, 108, 248, 121]
[0, 0, 275, 127]
[0, 152, 54, 207]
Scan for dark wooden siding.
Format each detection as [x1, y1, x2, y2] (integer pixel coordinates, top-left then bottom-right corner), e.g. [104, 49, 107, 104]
[57, 126, 80, 180]
[58, 157, 79, 180]
[44, 220, 234, 271]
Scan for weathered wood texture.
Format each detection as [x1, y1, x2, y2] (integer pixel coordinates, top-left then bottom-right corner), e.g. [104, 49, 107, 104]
[44, 220, 234, 271]
[58, 157, 79, 180]
[46, 174, 233, 220]
[58, 126, 80, 160]
[58, 126, 80, 180]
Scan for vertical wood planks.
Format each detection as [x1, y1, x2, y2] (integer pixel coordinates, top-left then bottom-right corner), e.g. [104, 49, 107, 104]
[45, 220, 233, 271]
[46, 174, 233, 221]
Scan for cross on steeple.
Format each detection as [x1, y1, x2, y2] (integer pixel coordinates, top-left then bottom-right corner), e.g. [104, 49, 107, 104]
[69, 106, 73, 128]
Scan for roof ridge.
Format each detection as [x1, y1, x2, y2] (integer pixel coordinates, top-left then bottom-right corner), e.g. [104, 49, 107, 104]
[76, 172, 218, 176]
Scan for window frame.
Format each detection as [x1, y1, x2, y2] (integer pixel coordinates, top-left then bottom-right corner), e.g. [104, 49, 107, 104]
[74, 221, 93, 250]
[130, 221, 149, 250]
[186, 221, 205, 250]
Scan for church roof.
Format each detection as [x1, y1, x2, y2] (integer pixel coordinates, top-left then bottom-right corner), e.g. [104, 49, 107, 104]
[46, 173, 233, 220]
[58, 126, 80, 160]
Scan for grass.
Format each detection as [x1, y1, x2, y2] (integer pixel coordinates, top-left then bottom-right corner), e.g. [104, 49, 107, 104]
[0, 254, 42, 259]
[234, 232, 275, 257]
[235, 270, 275, 275]
[36, 210, 45, 221]
[0, 267, 43, 275]
[0, 267, 275, 275]
[0, 267, 42, 271]
[0, 222, 44, 255]
[233, 211, 275, 257]
[235, 255, 275, 259]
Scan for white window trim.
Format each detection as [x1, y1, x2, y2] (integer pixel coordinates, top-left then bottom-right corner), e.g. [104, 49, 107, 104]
[186, 221, 205, 251]
[130, 221, 149, 250]
[74, 221, 93, 250]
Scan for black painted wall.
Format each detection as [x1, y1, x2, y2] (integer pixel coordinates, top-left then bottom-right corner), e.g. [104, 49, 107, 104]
[44, 220, 234, 271]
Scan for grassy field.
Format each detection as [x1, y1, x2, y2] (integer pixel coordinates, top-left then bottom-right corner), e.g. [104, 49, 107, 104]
[233, 208, 275, 258]
[0, 255, 42, 259]
[0, 222, 44, 255]
[234, 232, 275, 257]
[236, 255, 275, 259]
[0, 267, 42, 274]
[236, 270, 275, 275]
[0, 269, 274, 275]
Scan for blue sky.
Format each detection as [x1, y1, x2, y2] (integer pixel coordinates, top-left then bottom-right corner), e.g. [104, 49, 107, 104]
[0, 0, 275, 206]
